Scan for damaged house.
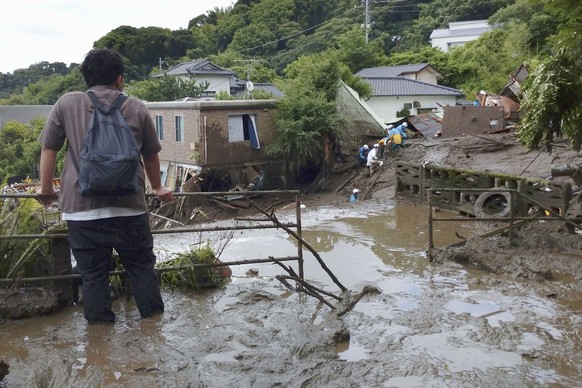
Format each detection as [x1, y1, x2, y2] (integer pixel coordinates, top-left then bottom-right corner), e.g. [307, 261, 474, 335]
[145, 99, 281, 192]
[440, 64, 529, 138]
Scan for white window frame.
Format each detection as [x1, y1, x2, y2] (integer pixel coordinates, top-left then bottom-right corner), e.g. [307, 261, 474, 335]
[155, 115, 164, 141]
[175, 115, 184, 143]
[228, 114, 257, 142]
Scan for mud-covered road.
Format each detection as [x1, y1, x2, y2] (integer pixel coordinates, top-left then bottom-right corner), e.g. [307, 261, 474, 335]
[2, 201, 582, 387]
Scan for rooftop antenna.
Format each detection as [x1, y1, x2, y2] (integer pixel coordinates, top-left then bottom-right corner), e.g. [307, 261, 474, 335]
[235, 57, 263, 100]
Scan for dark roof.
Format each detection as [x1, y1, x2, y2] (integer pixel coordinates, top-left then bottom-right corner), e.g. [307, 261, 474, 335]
[361, 77, 464, 97]
[232, 83, 284, 99]
[356, 63, 440, 78]
[252, 83, 284, 98]
[230, 78, 284, 99]
[152, 59, 235, 78]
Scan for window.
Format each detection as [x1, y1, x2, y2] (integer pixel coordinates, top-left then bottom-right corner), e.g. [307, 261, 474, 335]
[175, 115, 184, 143]
[155, 115, 164, 141]
[228, 114, 256, 142]
[228, 114, 260, 149]
[403, 103, 413, 110]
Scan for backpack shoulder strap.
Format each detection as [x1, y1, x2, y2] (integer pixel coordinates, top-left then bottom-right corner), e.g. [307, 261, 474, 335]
[111, 93, 129, 109]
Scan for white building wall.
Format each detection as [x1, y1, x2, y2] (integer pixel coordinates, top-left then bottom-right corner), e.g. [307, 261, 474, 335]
[177, 74, 232, 95]
[365, 95, 458, 122]
[431, 34, 485, 52]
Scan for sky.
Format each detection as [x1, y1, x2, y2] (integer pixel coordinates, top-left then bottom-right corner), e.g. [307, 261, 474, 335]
[0, 0, 235, 74]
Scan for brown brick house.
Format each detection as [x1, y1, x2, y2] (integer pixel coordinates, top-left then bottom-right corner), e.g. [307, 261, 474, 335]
[145, 99, 280, 190]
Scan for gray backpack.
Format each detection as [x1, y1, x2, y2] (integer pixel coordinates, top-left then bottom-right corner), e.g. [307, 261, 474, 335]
[71, 91, 140, 197]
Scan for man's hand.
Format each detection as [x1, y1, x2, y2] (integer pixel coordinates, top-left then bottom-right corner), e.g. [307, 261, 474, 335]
[152, 186, 174, 203]
[36, 187, 58, 206]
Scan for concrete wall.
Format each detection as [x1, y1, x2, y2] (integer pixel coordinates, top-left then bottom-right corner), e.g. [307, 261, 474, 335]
[396, 163, 572, 217]
[145, 101, 202, 165]
[0, 105, 52, 129]
[431, 33, 486, 52]
[366, 95, 458, 122]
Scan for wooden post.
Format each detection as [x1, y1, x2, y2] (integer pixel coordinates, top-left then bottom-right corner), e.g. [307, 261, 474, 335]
[49, 230, 74, 307]
[428, 189, 434, 256]
[508, 190, 514, 245]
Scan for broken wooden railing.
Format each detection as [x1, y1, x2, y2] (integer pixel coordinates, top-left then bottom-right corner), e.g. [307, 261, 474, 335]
[0, 191, 303, 302]
[1, 190, 379, 316]
[427, 187, 582, 261]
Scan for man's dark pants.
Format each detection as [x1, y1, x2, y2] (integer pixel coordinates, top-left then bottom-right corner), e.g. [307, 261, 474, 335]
[67, 213, 163, 323]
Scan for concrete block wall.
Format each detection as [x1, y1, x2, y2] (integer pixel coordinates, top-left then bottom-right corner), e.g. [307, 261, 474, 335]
[396, 163, 572, 216]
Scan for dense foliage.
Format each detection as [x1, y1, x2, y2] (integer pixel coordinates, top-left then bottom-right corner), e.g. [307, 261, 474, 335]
[0, 0, 580, 164]
[0, 119, 44, 183]
[518, 0, 582, 151]
[1, 0, 521, 104]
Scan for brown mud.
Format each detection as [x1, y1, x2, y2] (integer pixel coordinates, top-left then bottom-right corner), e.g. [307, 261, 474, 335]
[2, 131, 582, 386]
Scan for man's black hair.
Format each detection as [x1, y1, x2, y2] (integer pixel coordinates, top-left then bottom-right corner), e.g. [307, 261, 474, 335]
[80, 48, 125, 88]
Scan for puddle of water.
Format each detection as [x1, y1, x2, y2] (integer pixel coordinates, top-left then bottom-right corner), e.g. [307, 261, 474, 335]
[406, 330, 523, 373]
[337, 339, 369, 361]
[3, 202, 582, 386]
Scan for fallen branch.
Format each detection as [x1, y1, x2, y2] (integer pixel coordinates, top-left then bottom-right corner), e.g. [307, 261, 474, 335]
[247, 198, 348, 292]
[276, 275, 336, 310]
[336, 285, 381, 317]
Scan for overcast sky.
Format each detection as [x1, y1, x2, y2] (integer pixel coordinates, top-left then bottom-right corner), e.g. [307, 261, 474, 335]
[0, 0, 235, 74]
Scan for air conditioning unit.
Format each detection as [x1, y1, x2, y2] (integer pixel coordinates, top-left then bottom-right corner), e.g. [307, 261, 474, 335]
[413, 101, 421, 108]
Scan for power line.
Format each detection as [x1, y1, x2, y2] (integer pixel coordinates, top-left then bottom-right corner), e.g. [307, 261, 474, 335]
[238, 6, 362, 54]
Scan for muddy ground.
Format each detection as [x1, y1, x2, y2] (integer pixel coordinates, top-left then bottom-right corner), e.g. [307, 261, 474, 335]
[3, 130, 582, 386]
[320, 131, 582, 281]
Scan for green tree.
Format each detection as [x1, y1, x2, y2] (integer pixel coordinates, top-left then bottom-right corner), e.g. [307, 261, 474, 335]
[0, 70, 85, 105]
[228, 23, 277, 56]
[335, 26, 385, 73]
[447, 23, 530, 95]
[518, 0, 582, 151]
[126, 75, 209, 102]
[267, 52, 344, 176]
[489, 0, 559, 54]
[0, 120, 43, 182]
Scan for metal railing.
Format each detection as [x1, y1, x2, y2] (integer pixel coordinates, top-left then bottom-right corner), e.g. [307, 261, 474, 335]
[0, 190, 304, 292]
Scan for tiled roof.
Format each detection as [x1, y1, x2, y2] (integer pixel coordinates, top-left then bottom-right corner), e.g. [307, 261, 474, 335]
[356, 63, 434, 78]
[230, 78, 284, 98]
[232, 83, 284, 99]
[152, 59, 236, 78]
[361, 77, 464, 97]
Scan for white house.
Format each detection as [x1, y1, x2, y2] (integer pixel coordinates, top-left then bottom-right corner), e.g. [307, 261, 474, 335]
[430, 20, 492, 52]
[356, 64, 464, 123]
[152, 59, 236, 99]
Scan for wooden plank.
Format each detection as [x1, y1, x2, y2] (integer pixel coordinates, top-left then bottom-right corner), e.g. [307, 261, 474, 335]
[335, 170, 361, 193]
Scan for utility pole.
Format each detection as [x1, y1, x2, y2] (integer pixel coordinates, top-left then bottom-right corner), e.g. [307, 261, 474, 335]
[159, 57, 168, 70]
[365, 0, 370, 44]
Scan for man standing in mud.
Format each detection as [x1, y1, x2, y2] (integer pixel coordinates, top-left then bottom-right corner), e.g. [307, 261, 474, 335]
[36, 48, 173, 324]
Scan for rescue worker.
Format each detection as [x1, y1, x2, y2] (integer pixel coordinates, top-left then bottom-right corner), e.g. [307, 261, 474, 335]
[387, 125, 403, 155]
[358, 144, 369, 165]
[367, 143, 383, 176]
